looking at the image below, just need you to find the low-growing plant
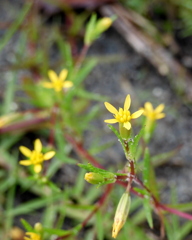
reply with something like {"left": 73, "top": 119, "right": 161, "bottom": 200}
{"left": 1, "top": 3, "right": 192, "bottom": 240}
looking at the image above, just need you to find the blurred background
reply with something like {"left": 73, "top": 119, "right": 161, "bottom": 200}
{"left": 1, "top": 0, "right": 192, "bottom": 239}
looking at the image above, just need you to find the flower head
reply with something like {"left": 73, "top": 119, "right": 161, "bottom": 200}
{"left": 42, "top": 69, "right": 73, "bottom": 92}
{"left": 141, "top": 102, "right": 165, "bottom": 120}
{"left": 104, "top": 95, "right": 143, "bottom": 130}
{"left": 24, "top": 232, "right": 41, "bottom": 240}
{"left": 19, "top": 139, "right": 55, "bottom": 173}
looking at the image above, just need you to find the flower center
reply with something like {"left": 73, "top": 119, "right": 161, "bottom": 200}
{"left": 115, "top": 108, "right": 131, "bottom": 123}
{"left": 146, "top": 112, "right": 156, "bottom": 120}
{"left": 30, "top": 151, "right": 44, "bottom": 164}
{"left": 53, "top": 81, "right": 63, "bottom": 91}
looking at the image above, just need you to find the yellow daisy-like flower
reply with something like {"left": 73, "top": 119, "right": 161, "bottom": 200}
{"left": 42, "top": 69, "right": 73, "bottom": 92}
{"left": 104, "top": 95, "right": 143, "bottom": 130}
{"left": 19, "top": 139, "right": 55, "bottom": 173}
{"left": 141, "top": 102, "right": 165, "bottom": 120}
{"left": 24, "top": 232, "right": 41, "bottom": 240}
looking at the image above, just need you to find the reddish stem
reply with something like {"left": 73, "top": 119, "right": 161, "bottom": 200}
{"left": 0, "top": 117, "right": 49, "bottom": 134}
{"left": 75, "top": 44, "right": 89, "bottom": 69}
{"left": 65, "top": 134, "right": 103, "bottom": 168}
{"left": 66, "top": 134, "right": 192, "bottom": 221}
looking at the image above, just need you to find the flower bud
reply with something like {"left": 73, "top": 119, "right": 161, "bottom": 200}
{"left": 85, "top": 172, "right": 116, "bottom": 186}
{"left": 34, "top": 222, "right": 43, "bottom": 232}
{"left": 85, "top": 172, "right": 105, "bottom": 185}
{"left": 95, "top": 17, "right": 112, "bottom": 33}
{"left": 112, "top": 193, "right": 131, "bottom": 238}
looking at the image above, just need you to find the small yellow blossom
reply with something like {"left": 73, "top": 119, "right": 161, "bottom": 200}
{"left": 141, "top": 102, "right": 165, "bottom": 120}
{"left": 24, "top": 232, "right": 41, "bottom": 240}
{"left": 104, "top": 95, "right": 143, "bottom": 130}
{"left": 42, "top": 69, "right": 73, "bottom": 92}
{"left": 112, "top": 193, "right": 131, "bottom": 238}
{"left": 19, "top": 139, "right": 55, "bottom": 173}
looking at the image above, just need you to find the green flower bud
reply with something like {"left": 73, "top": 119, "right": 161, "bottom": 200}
{"left": 85, "top": 172, "right": 116, "bottom": 186}
{"left": 112, "top": 193, "right": 131, "bottom": 238}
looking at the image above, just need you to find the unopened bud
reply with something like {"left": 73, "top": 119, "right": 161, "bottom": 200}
{"left": 95, "top": 17, "right": 112, "bottom": 32}
{"left": 112, "top": 193, "right": 131, "bottom": 238}
{"left": 85, "top": 172, "right": 104, "bottom": 185}
{"left": 85, "top": 172, "right": 116, "bottom": 186}
{"left": 34, "top": 222, "right": 43, "bottom": 232}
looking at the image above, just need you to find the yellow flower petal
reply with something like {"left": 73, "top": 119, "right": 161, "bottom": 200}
{"left": 34, "top": 164, "right": 42, "bottom": 173}
{"left": 19, "top": 160, "right": 32, "bottom": 166}
{"left": 25, "top": 232, "right": 41, "bottom": 240}
{"left": 155, "top": 113, "right": 165, "bottom": 119}
{"left": 48, "top": 70, "right": 58, "bottom": 83}
{"left": 104, "top": 119, "right": 119, "bottom": 123}
{"left": 42, "top": 82, "right": 53, "bottom": 89}
{"left": 34, "top": 139, "right": 42, "bottom": 153}
{"left": 59, "top": 69, "right": 68, "bottom": 81}
{"left": 104, "top": 102, "right": 118, "bottom": 114}
{"left": 63, "top": 81, "right": 73, "bottom": 88}
{"left": 43, "top": 151, "right": 55, "bottom": 160}
{"left": 131, "top": 109, "right": 144, "bottom": 119}
{"left": 124, "top": 95, "right": 131, "bottom": 111}
{"left": 155, "top": 104, "right": 165, "bottom": 114}
{"left": 123, "top": 122, "right": 131, "bottom": 130}
{"left": 19, "top": 146, "right": 32, "bottom": 157}
{"left": 144, "top": 102, "right": 153, "bottom": 112}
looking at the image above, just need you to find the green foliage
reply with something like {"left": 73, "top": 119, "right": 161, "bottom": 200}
{"left": 1, "top": 3, "right": 192, "bottom": 240}
{"left": 143, "top": 149, "right": 153, "bottom": 229}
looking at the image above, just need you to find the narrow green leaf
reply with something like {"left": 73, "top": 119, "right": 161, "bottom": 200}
{"left": 96, "top": 211, "right": 104, "bottom": 240}
{"left": 6, "top": 193, "right": 64, "bottom": 217}
{"left": 64, "top": 58, "right": 97, "bottom": 108}
{"left": 76, "top": 89, "right": 106, "bottom": 101}
{"left": 43, "top": 228, "right": 71, "bottom": 236}
{"left": 129, "top": 126, "right": 145, "bottom": 160}
{"left": 0, "top": 3, "right": 32, "bottom": 52}
{"left": 2, "top": 73, "right": 17, "bottom": 115}
{"left": 143, "top": 195, "right": 153, "bottom": 229}
{"left": 107, "top": 124, "right": 128, "bottom": 159}
{"left": 143, "top": 148, "right": 150, "bottom": 188}
{"left": 56, "top": 32, "right": 73, "bottom": 70}
{"left": 143, "top": 148, "right": 153, "bottom": 228}
{"left": 20, "top": 219, "right": 34, "bottom": 232}
{"left": 177, "top": 220, "right": 192, "bottom": 240}
{"left": 84, "top": 14, "right": 97, "bottom": 45}
{"left": 73, "top": 169, "right": 86, "bottom": 197}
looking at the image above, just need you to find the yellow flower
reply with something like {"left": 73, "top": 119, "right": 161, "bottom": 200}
{"left": 141, "top": 102, "right": 165, "bottom": 120}
{"left": 112, "top": 193, "right": 131, "bottom": 238}
{"left": 19, "top": 139, "right": 55, "bottom": 173}
{"left": 42, "top": 69, "right": 73, "bottom": 92}
{"left": 104, "top": 95, "right": 143, "bottom": 130}
{"left": 24, "top": 232, "right": 41, "bottom": 240}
